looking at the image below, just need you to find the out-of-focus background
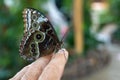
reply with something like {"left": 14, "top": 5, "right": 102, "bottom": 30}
{"left": 0, "top": 0, "right": 120, "bottom": 80}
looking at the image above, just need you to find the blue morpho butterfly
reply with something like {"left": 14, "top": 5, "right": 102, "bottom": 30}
{"left": 19, "top": 8, "right": 68, "bottom": 61}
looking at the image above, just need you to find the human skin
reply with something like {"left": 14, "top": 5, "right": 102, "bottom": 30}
{"left": 9, "top": 48, "right": 68, "bottom": 80}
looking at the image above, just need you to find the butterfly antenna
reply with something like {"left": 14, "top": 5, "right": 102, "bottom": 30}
{"left": 60, "top": 27, "right": 70, "bottom": 60}
{"left": 60, "top": 28, "right": 69, "bottom": 49}
{"left": 61, "top": 27, "right": 70, "bottom": 43}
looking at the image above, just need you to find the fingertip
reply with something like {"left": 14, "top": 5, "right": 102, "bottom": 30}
{"left": 56, "top": 48, "right": 69, "bottom": 60}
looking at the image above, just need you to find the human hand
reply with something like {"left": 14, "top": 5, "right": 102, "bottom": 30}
{"left": 9, "top": 48, "right": 68, "bottom": 80}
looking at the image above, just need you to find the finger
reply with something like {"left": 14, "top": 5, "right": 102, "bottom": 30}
{"left": 9, "top": 65, "right": 30, "bottom": 80}
{"left": 38, "top": 48, "right": 68, "bottom": 80}
{"left": 21, "top": 54, "right": 52, "bottom": 80}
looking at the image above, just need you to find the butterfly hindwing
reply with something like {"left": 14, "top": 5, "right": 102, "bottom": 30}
{"left": 20, "top": 8, "right": 61, "bottom": 60}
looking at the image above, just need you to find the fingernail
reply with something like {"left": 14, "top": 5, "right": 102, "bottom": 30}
{"left": 58, "top": 48, "right": 68, "bottom": 60}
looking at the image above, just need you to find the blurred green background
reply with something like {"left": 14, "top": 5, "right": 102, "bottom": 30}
{"left": 0, "top": 0, "right": 120, "bottom": 80}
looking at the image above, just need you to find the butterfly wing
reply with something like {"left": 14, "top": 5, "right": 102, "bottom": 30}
{"left": 19, "top": 8, "right": 61, "bottom": 60}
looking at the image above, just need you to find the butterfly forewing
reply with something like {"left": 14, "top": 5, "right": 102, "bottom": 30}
{"left": 19, "top": 8, "right": 61, "bottom": 61}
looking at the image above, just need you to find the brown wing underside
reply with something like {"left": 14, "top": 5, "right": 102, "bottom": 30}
{"left": 20, "top": 8, "right": 61, "bottom": 60}
{"left": 21, "top": 21, "right": 60, "bottom": 60}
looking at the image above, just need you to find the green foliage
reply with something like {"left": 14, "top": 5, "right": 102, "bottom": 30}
{"left": 0, "top": 12, "right": 24, "bottom": 80}
{"left": 109, "top": 0, "right": 120, "bottom": 24}
{"left": 112, "top": 27, "right": 120, "bottom": 41}
{"left": 109, "top": 0, "right": 120, "bottom": 41}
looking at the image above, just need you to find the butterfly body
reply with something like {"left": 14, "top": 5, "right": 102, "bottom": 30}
{"left": 19, "top": 8, "right": 62, "bottom": 61}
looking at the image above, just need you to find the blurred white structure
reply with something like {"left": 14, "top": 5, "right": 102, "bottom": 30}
{"left": 42, "top": 0, "right": 69, "bottom": 38}
{"left": 91, "top": 2, "right": 108, "bottom": 34}
{"left": 95, "top": 24, "right": 117, "bottom": 44}
{"left": 91, "top": 2, "right": 117, "bottom": 44}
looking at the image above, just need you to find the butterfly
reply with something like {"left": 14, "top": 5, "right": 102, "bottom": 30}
{"left": 19, "top": 8, "right": 63, "bottom": 61}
